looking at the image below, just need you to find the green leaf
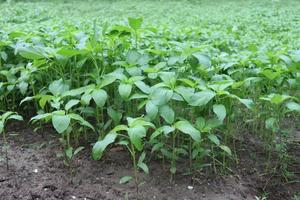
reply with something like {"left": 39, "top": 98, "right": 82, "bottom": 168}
{"left": 208, "top": 134, "right": 220, "bottom": 146}
{"left": 39, "top": 95, "right": 52, "bottom": 109}
{"left": 189, "top": 90, "right": 215, "bottom": 107}
{"left": 49, "top": 79, "right": 69, "bottom": 96}
{"left": 213, "top": 104, "right": 226, "bottom": 122}
{"left": 68, "top": 113, "right": 94, "bottom": 131}
{"left": 18, "top": 46, "right": 46, "bottom": 60}
{"left": 137, "top": 162, "right": 149, "bottom": 174}
{"left": 195, "top": 117, "right": 205, "bottom": 131}
{"left": 150, "top": 88, "right": 173, "bottom": 106}
{"left": 57, "top": 48, "right": 89, "bottom": 56}
{"left": 30, "top": 113, "right": 52, "bottom": 122}
{"left": 146, "top": 101, "right": 158, "bottom": 120}
{"left": 7, "top": 114, "right": 23, "bottom": 121}
{"left": 220, "top": 145, "right": 232, "bottom": 155}
{"left": 18, "top": 81, "right": 28, "bottom": 95}
{"left": 111, "top": 124, "right": 128, "bottom": 132}
{"left": 174, "top": 121, "right": 201, "bottom": 142}
{"left": 118, "top": 83, "right": 132, "bottom": 99}
{"left": 159, "top": 105, "right": 175, "bottom": 124}
{"left": 150, "top": 129, "right": 162, "bottom": 141}
{"left": 107, "top": 107, "right": 122, "bottom": 124}
{"left": 270, "top": 94, "right": 290, "bottom": 105}
{"left": 119, "top": 176, "right": 132, "bottom": 184}
{"left": 92, "top": 132, "right": 117, "bottom": 160}
{"left": 0, "top": 121, "right": 4, "bottom": 134}
{"left": 137, "top": 152, "right": 149, "bottom": 173}
{"left": 192, "top": 53, "right": 211, "bottom": 67}
{"left": 128, "top": 125, "right": 146, "bottom": 151}
{"left": 265, "top": 117, "right": 276, "bottom": 130}
{"left": 74, "top": 146, "right": 85, "bottom": 156}
{"left": 138, "top": 152, "right": 146, "bottom": 163}
{"left": 286, "top": 102, "right": 300, "bottom": 112}
{"left": 238, "top": 98, "right": 254, "bottom": 109}
{"left": 204, "top": 118, "right": 222, "bottom": 131}
{"left": 52, "top": 114, "right": 71, "bottom": 134}
{"left": 81, "top": 93, "right": 92, "bottom": 105}
{"left": 92, "top": 89, "right": 107, "bottom": 107}
{"left": 66, "top": 147, "right": 73, "bottom": 160}
{"left": 261, "top": 69, "right": 281, "bottom": 80}
{"left": 128, "top": 17, "right": 143, "bottom": 31}
{"left": 65, "top": 99, "right": 80, "bottom": 111}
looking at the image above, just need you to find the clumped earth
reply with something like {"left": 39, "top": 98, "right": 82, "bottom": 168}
{"left": 0, "top": 122, "right": 299, "bottom": 200}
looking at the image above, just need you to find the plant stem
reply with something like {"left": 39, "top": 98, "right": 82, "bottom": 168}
{"left": 130, "top": 143, "right": 139, "bottom": 196}
{"left": 2, "top": 130, "right": 9, "bottom": 170}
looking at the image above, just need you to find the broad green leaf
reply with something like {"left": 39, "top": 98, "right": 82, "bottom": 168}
{"left": 238, "top": 98, "right": 254, "bottom": 109}
{"left": 159, "top": 105, "right": 175, "bottom": 124}
{"left": 62, "top": 86, "right": 90, "bottom": 97}
{"left": 161, "top": 125, "right": 175, "bottom": 135}
{"left": 204, "top": 118, "right": 222, "bottom": 131}
{"left": 57, "top": 48, "right": 89, "bottom": 56}
{"left": 81, "top": 93, "right": 92, "bottom": 105}
{"left": 52, "top": 114, "right": 70, "bottom": 134}
{"left": 92, "top": 89, "right": 107, "bottom": 107}
{"left": 30, "top": 113, "right": 52, "bottom": 122}
{"left": 92, "top": 132, "right": 117, "bottom": 160}
{"left": 134, "top": 80, "right": 151, "bottom": 94}
{"left": 107, "top": 107, "right": 122, "bottom": 124}
{"left": 195, "top": 117, "right": 205, "bottom": 130}
{"left": 18, "top": 46, "right": 46, "bottom": 60}
{"left": 49, "top": 79, "right": 70, "bottom": 96}
{"left": 39, "top": 95, "right": 52, "bottom": 109}
{"left": 151, "top": 88, "right": 173, "bottom": 106}
{"left": 128, "top": 17, "right": 143, "bottom": 31}
{"left": 208, "top": 134, "right": 220, "bottom": 146}
{"left": 270, "top": 94, "right": 290, "bottom": 104}
{"left": 174, "top": 121, "right": 201, "bottom": 142}
{"left": 65, "top": 99, "right": 80, "bottom": 110}
{"left": 189, "top": 90, "right": 215, "bottom": 107}
{"left": 111, "top": 124, "right": 128, "bottom": 132}
{"left": 146, "top": 101, "right": 158, "bottom": 120}
{"left": 18, "top": 81, "right": 28, "bottom": 95}
{"left": 68, "top": 113, "right": 94, "bottom": 131}
{"left": 220, "top": 145, "right": 232, "bottom": 155}
{"left": 118, "top": 83, "right": 132, "bottom": 99}
{"left": 128, "top": 125, "right": 146, "bottom": 151}
{"left": 150, "top": 129, "right": 162, "bottom": 141}
{"left": 98, "top": 75, "right": 117, "bottom": 88}
{"left": 261, "top": 69, "right": 281, "bottom": 80}
{"left": 192, "top": 53, "right": 211, "bottom": 67}
{"left": 213, "top": 104, "right": 226, "bottom": 122}
{"left": 286, "top": 102, "right": 300, "bottom": 112}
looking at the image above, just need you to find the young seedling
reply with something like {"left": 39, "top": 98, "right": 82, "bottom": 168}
{"left": 0, "top": 111, "right": 23, "bottom": 170}
{"left": 93, "top": 117, "right": 154, "bottom": 197}
{"left": 30, "top": 110, "right": 94, "bottom": 178}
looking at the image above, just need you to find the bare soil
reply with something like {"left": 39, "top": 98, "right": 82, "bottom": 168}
{"left": 0, "top": 122, "right": 299, "bottom": 200}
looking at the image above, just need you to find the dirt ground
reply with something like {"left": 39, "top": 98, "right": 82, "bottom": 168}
{"left": 0, "top": 122, "right": 299, "bottom": 200}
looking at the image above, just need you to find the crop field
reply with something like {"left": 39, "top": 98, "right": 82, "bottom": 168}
{"left": 0, "top": 0, "right": 300, "bottom": 199}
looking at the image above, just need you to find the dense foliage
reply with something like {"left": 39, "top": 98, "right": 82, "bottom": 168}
{"left": 0, "top": 0, "right": 299, "bottom": 193}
